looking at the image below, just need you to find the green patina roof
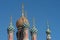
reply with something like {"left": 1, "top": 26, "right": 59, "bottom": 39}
{"left": 8, "top": 22, "right": 14, "bottom": 31}
{"left": 30, "top": 25, "right": 38, "bottom": 33}
{"left": 23, "top": 23, "right": 29, "bottom": 28}
{"left": 7, "top": 17, "right": 15, "bottom": 32}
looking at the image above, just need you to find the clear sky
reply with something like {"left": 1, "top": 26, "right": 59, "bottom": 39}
{"left": 0, "top": 0, "right": 60, "bottom": 40}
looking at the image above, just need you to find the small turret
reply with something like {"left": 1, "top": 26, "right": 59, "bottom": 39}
{"left": 46, "top": 27, "right": 51, "bottom": 34}
{"left": 7, "top": 16, "right": 15, "bottom": 40}
{"left": 46, "top": 21, "right": 51, "bottom": 40}
{"left": 30, "top": 18, "right": 38, "bottom": 40}
{"left": 30, "top": 25, "right": 38, "bottom": 34}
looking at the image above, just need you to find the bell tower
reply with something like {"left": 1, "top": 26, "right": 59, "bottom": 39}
{"left": 7, "top": 16, "right": 15, "bottom": 40}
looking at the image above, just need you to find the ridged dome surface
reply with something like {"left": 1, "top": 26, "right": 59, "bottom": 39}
{"left": 16, "top": 16, "right": 29, "bottom": 28}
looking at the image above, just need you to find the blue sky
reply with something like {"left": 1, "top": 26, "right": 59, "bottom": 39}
{"left": 0, "top": 0, "right": 60, "bottom": 40}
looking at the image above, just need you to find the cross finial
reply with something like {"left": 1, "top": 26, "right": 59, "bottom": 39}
{"left": 10, "top": 16, "right": 12, "bottom": 24}
{"left": 32, "top": 17, "right": 35, "bottom": 26}
{"left": 22, "top": 3, "right": 24, "bottom": 16}
{"left": 25, "top": 11, "right": 27, "bottom": 18}
{"left": 47, "top": 21, "right": 49, "bottom": 28}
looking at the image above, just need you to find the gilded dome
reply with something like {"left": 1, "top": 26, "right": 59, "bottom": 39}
{"left": 16, "top": 16, "right": 29, "bottom": 28}
{"left": 16, "top": 3, "right": 29, "bottom": 28}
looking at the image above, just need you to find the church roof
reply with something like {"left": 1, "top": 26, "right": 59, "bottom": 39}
{"left": 7, "top": 16, "right": 15, "bottom": 32}
{"left": 30, "top": 25, "right": 38, "bottom": 33}
{"left": 16, "top": 3, "right": 29, "bottom": 28}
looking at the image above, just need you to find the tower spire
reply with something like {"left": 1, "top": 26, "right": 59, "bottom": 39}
{"left": 33, "top": 18, "right": 35, "bottom": 26}
{"left": 25, "top": 11, "right": 27, "bottom": 18}
{"left": 47, "top": 21, "right": 49, "bottom": 28}
{"left": 46, "top": 21, "right": 51, "bottom": 40}
{"left": 10, "top": 16, "right": 12, "bottom": 25}
{"left": 8, "top": 16, "right": 14, "bottom": 32}
{"left": 7, "top": 16, "right": 15, "bottom": 40}
{"left": 30, "top": 18, "right": 38, "bottom": 40}
{"left": 31, "top": 18, "right": 37, "bottom": 33}
{"left": 22, "top": 3, "right": 24, "bottom": 17}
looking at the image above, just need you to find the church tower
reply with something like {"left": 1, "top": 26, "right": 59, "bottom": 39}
{"left": 7, "top": 16, "right": 15, "bottom": 40}
{"left": 30, "top": 18, "right": 38, "bottom": 40}
{"left": 46, "top": 22, "right": 51, "bottom": 40}
{"left": 16, "top": 3, "right": 29, "bottom": 40}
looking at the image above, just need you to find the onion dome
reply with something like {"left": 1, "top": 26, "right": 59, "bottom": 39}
{"left": 46, "top": 21, "right": 51, "bottom": 40}
{"left": 30, "top": 25, "right": 38, "bottom": 33}
{"left": 16, "top": 3, "right": 29, "bottom": 28}
{"left": 47, "top": 34, "right": 51, "bottom": 40}
{"left": 30, "top": 18, "right": 38, "bottom": 34}
{"left": 16, "top": 16, "right": 29, "bottom": 28}
{"left": 46, "top": 28, "right": 51, "bottom": 34}
{"left": 7, "top": 16, "right": 15, "bottom": 33}
{"left": 46, "top": 28, "right": 51, "bottom": 40}
{"left": 46, "top": 21, "right": 51, "bottom": 34}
